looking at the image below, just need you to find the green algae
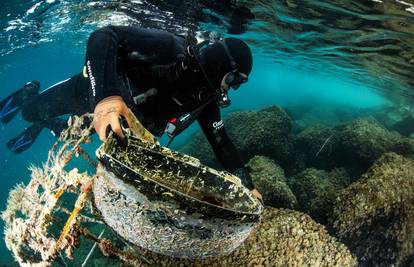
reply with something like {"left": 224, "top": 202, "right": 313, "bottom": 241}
{"left": 246, "top": 156, "right": 297, "bottom": 209}
{"left": 288, "top": 168, "right": 350, "bottom": 225}
{"left": 332, "top": 152, "right": 414, "bottom": 266}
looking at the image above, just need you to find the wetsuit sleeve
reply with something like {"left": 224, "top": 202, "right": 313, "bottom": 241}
{"left": 197, "top": 102, "right": 255, "bottom": 190}
{"left": 84, "top": 26, "right": 184, "bottom": 109}
{"left": 85, "top": 26, "right": 122, "bottom": 109}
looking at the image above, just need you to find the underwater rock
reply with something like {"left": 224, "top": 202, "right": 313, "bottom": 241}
{"left": 334, "top": 118, "right": 402, "bottom": 171}
{"left": 246, "top": 156, "right": 297, "bottom": 209}
{"left": 332, "top": 152, "right": 414, "bottom": 266}
{"left": 133, "top": 208, "right": 357, "bottom": 266}
{"left": 288, "top": 168, "right": 350, "bottom": 224}
{"left": 293, "top": 118, "right": 414, "bottom": 177}
{"left": 180, "top": 105, "right": 295, "bottom": 170}
{"left": 392, "top": 137, "right": 414, "bottom": 156}
{"left": 295, "top": 124, "right": 339, "bottom": 169}
{"left": 391, "top": 114, "right": 414, "bottom": 137}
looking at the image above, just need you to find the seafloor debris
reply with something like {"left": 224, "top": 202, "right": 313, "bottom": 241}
{"left": 1, "top": 115, "right": 145, "bottom": 266}
{"left": 94, "top": 133, "right": 263, "bottom": 258}
{"left": 1, "top": 114, "right": 97, "bottom": 266}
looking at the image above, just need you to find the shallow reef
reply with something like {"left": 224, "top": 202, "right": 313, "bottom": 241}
{"left": 131, "top": 208, "right": 356, "bottom": 267}
{"left": 335, "top": 118, "right": 399, "bottom": 166}
{"left": 293, "top": 117, "right": 414, "bottom": 178}
{"left": 246, "top": 155, "right": 297, "bottom": 209}
{"left": 295, "top": 124, "right": 338, "bottom": 170}
{"left": 288, "top": 168, "right": 350, "bottom": 225}
{"left": 178, "top": 103, "right": 414, "bottom": 266}
{"left": 6, "top": 103, "right": 414, "bottom": 266}
{"left": 181, "top": 106, "right": 414, "bottom": 178}
{"left": 180, "top": 105, "right": 295, "bottom": 171}
{"left": 333, "top": 118, "right": 414, "bottom": 173}
{"left": 332, "top": 152, "right": 414, "bottom": 266}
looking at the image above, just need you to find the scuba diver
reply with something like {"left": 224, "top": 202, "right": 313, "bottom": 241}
{"left": 0, "top": 26, "right": 262, "bottom": 199}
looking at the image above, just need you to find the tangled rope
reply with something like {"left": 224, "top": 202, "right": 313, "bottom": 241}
{"left": 1, "top": 114, "right": 148, "bottom": 266}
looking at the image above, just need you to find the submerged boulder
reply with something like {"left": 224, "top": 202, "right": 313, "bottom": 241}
{"left": 332, "top": 152, "right": 414, "bottom": 266}
{"left": 335, "top": 118, "right": 397, "bottom": 165}
{"left": 393, "top": 137, "right": 414, "bottom": 156}
{"left": 134, "top": 208, "right": 357, "bottom": 266}
{"left": 180, "top": 106, "right": 295, "bottom": 170}
{"left": 293, "top": 118, "right": 414, "bottom": 176}
{"left": 295, "top": 124, "right": 338, "bottom": 169}
{"left": 246, "top": 156, "right": 297, "bottom": 208}
{"left": 288, "top": 168, "right": 350, "bottom": 224}
{"left": 333, "top": 118, "right": 414, "bottom": 173}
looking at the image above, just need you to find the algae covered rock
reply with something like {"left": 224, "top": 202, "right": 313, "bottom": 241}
{"left": 335, "top": 118, "right": 397, "bottom": 164}
{"left": 134, "top": 208, "right": 356, "bottom": 267}
{"left": 180, "top": 106, "right": 295, "bottom": 170}
{"left": 246, "top": 156, "right": 297, "bottom": 208}
{"left": 288, "top": 168, "right": 350, "bottom": 224}
{"left": 295, "top": 124, "right": 338, "bottom": 169}
{"left": 332, "top": 152, "right": 414, "bottom": 266}
{"left": 392, "top": 137, "right": 414, "bottom": 156}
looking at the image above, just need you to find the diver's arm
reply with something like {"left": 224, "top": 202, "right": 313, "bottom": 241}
{"left": 197, "top": 102, "right": 255, "bottom": 190}
{"left": 86, "top": 26, "right": 185, "bottom": 140}
{"left": 85, "top": 26, "right": 123, "bottom": 110}
{"left": 85, "top": 25, "right": 183, "bottom": 109}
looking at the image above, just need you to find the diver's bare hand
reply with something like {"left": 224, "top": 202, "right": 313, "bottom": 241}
{"left": 93, "top": 96, "right": 135, "bottom": 141}
{"left": 251, "top": 188, "right": 263, "bottom": 203}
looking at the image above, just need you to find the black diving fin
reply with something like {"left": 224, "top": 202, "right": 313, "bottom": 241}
{"left": 6, "top": 118, "right": 68, "bottom": 153}
{"left": 0, "top": 81, "right": 40, "bottom": 124}
{"left": 6, "top": 123, "right": 43, "bottom": 153}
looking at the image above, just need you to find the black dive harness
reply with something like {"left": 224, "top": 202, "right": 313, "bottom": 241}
{"left": 162, "top": 40, "right": 229, "bottom": 147}
{"left": 122, "top": 37, "right": 242, "bottom": 147}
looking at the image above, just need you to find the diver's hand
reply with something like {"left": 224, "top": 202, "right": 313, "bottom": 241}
{"left": 251, "top": 188, "right": 263, "bottom": 203}
{"left": 93, "top": 96, "right": 135, "bottom": 141}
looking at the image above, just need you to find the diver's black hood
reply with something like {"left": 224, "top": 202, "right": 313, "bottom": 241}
{"left": 198, "top": 38, "right": 253, "bottom": 90}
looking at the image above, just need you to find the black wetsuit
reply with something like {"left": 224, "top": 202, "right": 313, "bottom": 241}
{"left": 21, "top": 26, "right": 255, "bottom": 189}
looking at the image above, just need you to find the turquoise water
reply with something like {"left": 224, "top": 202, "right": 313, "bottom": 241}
{"left": 0, "top": 0, "right": 413, "bottom": 265}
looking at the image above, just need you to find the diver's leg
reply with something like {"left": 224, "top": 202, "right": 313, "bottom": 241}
{"left": 21, "top": 73, "right": 89, "bottom": 122}
{"left": 7, "top": 74, "right": 90, "bottom": 153}
{"left": 0, "top": 81, "right": 40, "bottom": 124}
